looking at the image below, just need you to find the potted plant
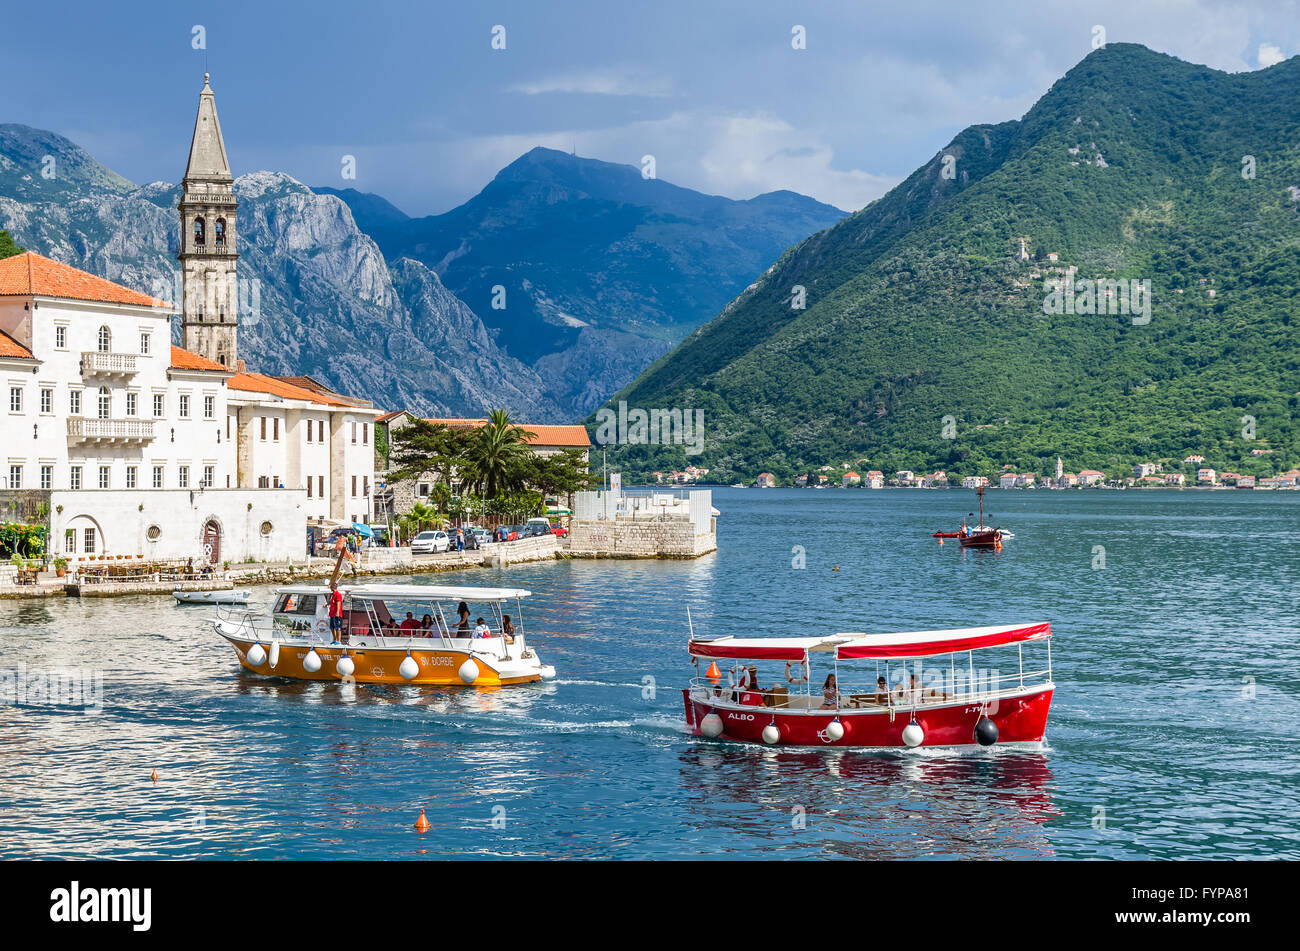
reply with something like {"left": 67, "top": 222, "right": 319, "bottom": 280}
{"left": 54, "top": 557, "right": 68, "bottom": 578}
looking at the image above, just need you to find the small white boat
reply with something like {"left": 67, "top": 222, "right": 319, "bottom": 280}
{"left": 175, "top": 589, "right": 250, "bottom": 606}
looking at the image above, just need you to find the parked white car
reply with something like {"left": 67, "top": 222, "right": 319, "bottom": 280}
{"left": 411, "top": 530, "right": 450, "bottom": 554}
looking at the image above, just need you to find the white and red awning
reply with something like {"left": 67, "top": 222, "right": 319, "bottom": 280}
{"left": 688, "top": 623, "right": 1052, "bottom": 662}
{"left": 687, "top": 635, "right": 852, "bottom": 661}
{"left": 834, "top": 622, "right": 1052, "bottom": 660}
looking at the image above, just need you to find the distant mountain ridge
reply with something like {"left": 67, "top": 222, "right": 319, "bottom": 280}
{"left": 0, "top": 124, "right": 562, "bottom": 419}
{"left": 601, "top": 44, "right": 1300, "bottom": 482}
{"left": 322, "top": 147, "right": 846, "bottom": 416}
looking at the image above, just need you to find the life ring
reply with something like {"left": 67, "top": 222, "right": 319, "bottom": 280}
{"left": 315, "top": 619, "right": 329, "bottom": 634}
{"left": 786, "top": 659, "right": 809, "bottom": 684}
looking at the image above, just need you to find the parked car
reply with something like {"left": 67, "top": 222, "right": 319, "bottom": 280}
{"left": 522, "top": 522, "right": 551, "bottom": 538}
{"left": 469, "top": 527, "right": 492, "bottom": 547}
{"left": 550, "top": 523, "right": 569, "bottom": 538}
{"left": 411, "top": 530, "right": 450, "bottom": 554}
{"left": 449, "top": 528, "right": 479, "bottom": 551}
{"left": 499, "top": 525, "right": 522, "bottom": 542}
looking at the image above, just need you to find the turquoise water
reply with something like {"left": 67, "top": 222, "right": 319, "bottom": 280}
{"left": 2, "top": 487, "right": 1297, "bottom": 859}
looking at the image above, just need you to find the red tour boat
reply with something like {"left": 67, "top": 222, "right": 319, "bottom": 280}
{"left": 683, "top": 621, "right": 1055, "bottom": 748}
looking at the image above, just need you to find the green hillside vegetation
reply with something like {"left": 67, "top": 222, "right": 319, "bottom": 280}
{"left": 595, "top": 44, "right": 1300, "bottom": 484}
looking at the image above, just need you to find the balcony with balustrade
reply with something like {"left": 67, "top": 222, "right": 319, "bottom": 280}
{"left": 67, "top": 417, "right": 155, "bottom": 446}
{"left": 80, "top": 351, "right": 138, "bottom": 377}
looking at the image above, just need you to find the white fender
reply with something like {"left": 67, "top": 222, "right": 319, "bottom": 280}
{"left": 269, "top": 638, "right": 281, "bottom": 670}
{"left": 245, "top": 641, "right": 267, "bottom": 667}
{"left": 700, "top": 712, "right": 724, "bottom": 738}
{"left": 761, "top": 723, "right": 781, "bottom": 745}
{"left": 399, "top": 654, "right": 420, "bottom": 680}
{"left": 902, "top": 721, "right": 924, "bottom": 747}
{"left": 335, "top": 655, "right": 355, "bottom": 678}
{"left": 302, "top": 649, "right": 322, "bottom": 673}
{"left": 824, "top": 718, "right": 845, "bottom": 742}
{"left": 457, "top": 657, "right": 479, "bottom": 684}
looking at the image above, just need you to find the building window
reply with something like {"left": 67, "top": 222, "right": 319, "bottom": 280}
{"left": 178, "top": 466, "right": 189, "bottom": 489}
{"left": 203, "top": 465, "right": 214, "bottom": 488}
{"left": 153, "top": 394, "right": 165, "bottom": 418}
{"left": 194, "top": 216, "right": 205, "bottom": 246}
{"left": 204, "top": 395, "right": 214, "bottom": 419}
{"left": 126, "top": 392, "right": 137, "bottom": 417}
{"left": 55, "top": 326, "right": 67, "bottom": 349}
{"left": 307, "top": 478, "right": 313, "bottom": 498}
{"left": 257, "top": 476, "right": 269, "bottom": 489}
{"left": 126, "top": 466, "right": 137, "bottom": 489}
{"left": 152, "top": 466, "right": 163, "bottom": 489}
{"left": 179, "top": 395, "right": 190, "bottom": 418}
{"left": 363, "top": 423, "right": 369, "bottom": 445}
{"left": 318, "top": 475, "right": 324, "bottom": 498}
{"left": 83, "top": 528, "right": 96, "bottom": 554}
{"left": 64, "top": 529, "right": 74, "bottom": 554}
{"left": 272, "top": 417, "right": 280, "bottom": 441}
{"left": 260, "top": 417, "right": 267, "bottom": 440}
{"left": 140, "top": 333, "right": 150, "bottom": 355}
{"left": 40, "top": 389, "right": 52, "bottom": 414}
{"left": 97, "top": 326, "right": 111, "bottom": 353}
{"left": 98, "top": 466, "right": 110, "bottom": 489}
{"left": 351, "top": 422, "right": 357, "bottom": 444}
{"left": 98, "top": 386, "right": 111, "bottom": 419}
{"left": 9, "top": 387, "right": 21, "bottom": 413}
{"left": 305, "top": 420, "right": 313, "bottom": 443}
{"left": 351, "top": 475, "right": 357, "bottom": 497}
{"left": 8, "top": 465, "right": 21, "bottom": 489}
{"left": 70, "top": 466, "right": 82, "bottom": 490}
{"left": 417, "top": 482, "right": 430, "bottom": 497}
{"left": 40, "top": 465, "right": 52, "bottom": 490}
{"left": 363, "top": 475, "right": 369, "bottom": 497}
{"left": 215, "top": 218, "right": 226, "bottom": 247}
{"left": 226, "top": 415, "right": 231, "bottom": 440}
{"left": 70, "top": 390, "right": 81, "bottom": 415}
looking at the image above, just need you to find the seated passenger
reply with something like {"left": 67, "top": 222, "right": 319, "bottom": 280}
{"left": 819, "top": 673, "right": 840, "bottom": 710}
{"left": 398, "top": 611, "right": 421, "bottom": 635}
{"left": 473, "top": 617, "right": 491, "bottom": 638}
{"left": 873, "top": 675, "right": 890, "bottom": 705}
{"left": 420, "top": 614, "right": 435, "bottom": 636}
{"left": 501, "top": 615, "right": 516, "bottom": 644}
{"left": 740, "top": 665, "right": 765, "bottom": 705}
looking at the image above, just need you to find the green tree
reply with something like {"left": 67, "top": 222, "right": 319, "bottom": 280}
{"left": 461, "top": 409, "right": 536, "bottom": 497}
{"left": 0, "top": 230, "right": 23, "bottom": 260}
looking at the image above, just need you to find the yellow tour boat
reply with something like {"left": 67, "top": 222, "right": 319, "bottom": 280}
{"left": 212, "top": 583, "right": 557, "bottom": 686}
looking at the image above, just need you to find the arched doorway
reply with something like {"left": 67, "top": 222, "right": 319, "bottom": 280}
{"left": 202, "top": 520, "right": 222, "bottom": 565}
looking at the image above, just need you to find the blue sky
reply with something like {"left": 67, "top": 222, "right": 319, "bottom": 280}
{"left": 3, "top": 0, "right": 1296, "bottom": 214}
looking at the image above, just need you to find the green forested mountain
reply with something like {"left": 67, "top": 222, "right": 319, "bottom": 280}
{"left": 598, "top": 44, "right": 1300, "bottom": 483}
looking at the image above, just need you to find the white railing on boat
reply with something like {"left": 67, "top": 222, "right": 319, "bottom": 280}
{"left": 689, "top": 668, "right": 1053, "bottom": 714}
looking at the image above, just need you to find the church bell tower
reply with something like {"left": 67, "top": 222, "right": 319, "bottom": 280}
{"left": 179, "top": 73, "right": 239, "bottom": 367}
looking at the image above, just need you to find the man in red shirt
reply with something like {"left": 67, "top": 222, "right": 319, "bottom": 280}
{"left": 398, "top": 612, "right": 421, "bottom": 636}
{"left": 328, "top": 583, "right": 345, "bottom": 643}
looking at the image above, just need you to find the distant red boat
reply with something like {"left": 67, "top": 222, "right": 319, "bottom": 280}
{"left": 931, "top": 530, "right": 961, "bottom": 538}
{"left": 935, "top": 485, "right": 1006, "bottom": 549}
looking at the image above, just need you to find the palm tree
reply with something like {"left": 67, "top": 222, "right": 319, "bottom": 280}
{"left": 463, "top": 410, "right": 536, "bottom": 498}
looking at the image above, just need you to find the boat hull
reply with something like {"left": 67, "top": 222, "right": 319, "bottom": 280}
{"left": 222, "top": 634, "right": 549, "bottom": 686}
{"left": 683, "top": 686, "right": 1053, "bottom": 748}
{"left": 958, "top": 531, "right": 1000, "bottom": 549}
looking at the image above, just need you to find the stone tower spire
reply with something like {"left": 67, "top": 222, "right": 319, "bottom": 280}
{"left": 179, "top": 73, "right": 239, "bottom": 367}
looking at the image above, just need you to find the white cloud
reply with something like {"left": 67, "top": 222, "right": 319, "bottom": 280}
{"left": 1258, "top": 43, "right": 1285, "bottom": 67}
{"left": 507, "top": 69, "right": 673, "bottom": 97}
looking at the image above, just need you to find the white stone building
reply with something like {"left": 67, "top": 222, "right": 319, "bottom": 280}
{"left": 0, "top": 76, "right": 379, "bottom": 566}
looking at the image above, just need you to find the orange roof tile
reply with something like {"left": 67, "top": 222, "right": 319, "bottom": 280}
{"left": 169, "top": 345, "right": 227, "bottom": 373}
{"left": 424, "top": 417, "right": 590, "bottom": 448}
{"left": 229, "top": 371, "right": 353, "bottom": 407}
{"left": 0, "top": 252, "right": 164, "bottom": 308}
{"left": 0, "top": 329, "right": 35, "bottom": 360}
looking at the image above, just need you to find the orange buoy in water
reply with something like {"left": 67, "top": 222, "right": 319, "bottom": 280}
{"left": 414, "top": 809, "right": 430, "bottom": 832}
{"left": 705, "top": 661, "right": 721, "bottom": 682}
{"left": 938, "top": 538, "right": 944, "bottom": 545}
{"left": 150, "top": 769, "right": 158, "bottom": 783}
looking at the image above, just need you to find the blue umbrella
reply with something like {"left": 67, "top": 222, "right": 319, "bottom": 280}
{"left": 352, "top": 522, "right": 374, "bottom": 537}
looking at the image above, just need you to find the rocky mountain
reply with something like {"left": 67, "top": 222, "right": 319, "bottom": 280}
{"left": 602, "top": 44, "right": 1300, "bottom": 482}
{"left": 323, "top": 147, "right": 846, "bottom": 416}
{"left": 0, "top": 123, "right": 562, "bottom": 420}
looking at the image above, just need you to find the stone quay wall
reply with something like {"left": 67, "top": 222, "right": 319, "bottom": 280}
{"left": 565, "top": 518, "right": 716, "bottom": 559}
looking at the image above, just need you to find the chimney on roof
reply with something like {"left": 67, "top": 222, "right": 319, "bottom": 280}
{"left": 236, "top": 359, "right": 246, "bottom": 373}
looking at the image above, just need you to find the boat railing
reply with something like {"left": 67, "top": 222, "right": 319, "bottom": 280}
{"left": 689, "top": 667, "right": 1052, "bottom": 712}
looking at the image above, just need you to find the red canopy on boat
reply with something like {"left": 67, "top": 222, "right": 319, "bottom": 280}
{"left": 834, "top": 622, "right": 1052, "bottom": 660}
{"left": 687, "top": 635, "right": 850, "bottom": 661}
